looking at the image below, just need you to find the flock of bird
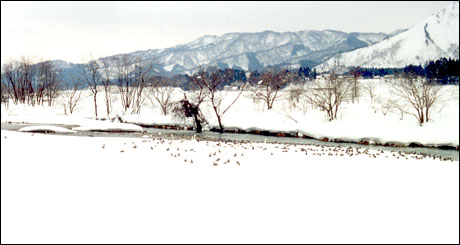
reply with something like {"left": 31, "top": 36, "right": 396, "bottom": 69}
{"left": 95, "top": 133, "right": 456, "bottom": 166}
{"left": 1, "top": 131, "right": 455, "bottom": 164}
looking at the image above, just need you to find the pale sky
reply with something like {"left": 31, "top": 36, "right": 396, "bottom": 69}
{"left": 1, "top": 1, "right": 453, "bottom": 64}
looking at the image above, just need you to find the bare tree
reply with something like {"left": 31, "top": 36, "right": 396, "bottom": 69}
{"left": 1, "top": 81, "right": 9, "bottom": 109}
{"left": 288, "top": 86, "right": 304, "bottom": 111}
{"left": 249, "top": 69, "right": 291, "bottom": 110}
{"left": 62, "top": 79, "right": 84, "bottom": 115}
{"left": 131, "top": 57, "right": 153, "bottom": 114}
{"left": 304, "top": 72, "right": 351, "bottom": 121}
{"left": 5, "top": 57, "right": 37, "bottom": 105}
{"left": 172, "top": 69, "right": 209, "bottom": 133}
{"left": 113, "top": 54, "right": 133, "bottom": 112}
{"left": 372, "top": 96, "right": 397, "bottom": 117}
{"left": 191, "top": 67, "right": 247, "bottom": 133}
{"left": 299, "top": 92, "right": 310, "bottom": 115}
{"left": 35, "top": 61, "right": 47, "bottom": 105}
{"left": 147, "top": 77, "right": 175, "bottom": 115}
{"left": 2, "top": 61, "right": 16, "bottom": 105}
{"left": 41, "top": 60, "right": 60, "bottom": 106}
{"left": 2, "top": 60, "right": 20, "bottom": 105}
{"left": 19, "top": 57, "right": 36, "bottom": 105}
{"left": 362, "top": 81, "right": 378, "bottom": 104}
{"left": 0, "top": 57, "right": 59, "bottom": 106}
{"left": 80, "top": 59, "right": 101, "bottom": 118}
{"left": 349, "top": 67, "right": 361, "bottom": 104}
{"left": 112, "top": 54, "right": 153, "bottom": 114}
{"left": 390, "top": 75, "right": 442, "bottom": 125}
{"left": 101, "top": 59, "right": 113, "bottom": 117}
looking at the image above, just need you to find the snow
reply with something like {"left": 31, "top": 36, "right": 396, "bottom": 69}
{"left": 245, "top": 71, "right": 251, "bottom": 79}
{"left": 428, "top": 1, "right": 459, "bottom": 51}
{"left": 163, "top": 64, "right": 175, "bottom": 72}
{"left": 1, "top": 129, "right": 458, "bottom": 243}
{"left": 18, "top": 125, "right": 76, "bottom": 133}
{"left": 71, "top": 121, "right": 143, "bottom": 132}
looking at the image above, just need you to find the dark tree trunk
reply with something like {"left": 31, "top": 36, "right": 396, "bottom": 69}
{"left": 194, "top": 113, "right": 202, "bottom": 133}
{"left": 94, "top": 95, "right": 98, "bottom": 118}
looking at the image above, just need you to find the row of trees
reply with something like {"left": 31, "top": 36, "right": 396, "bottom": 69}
{"left": 346, "top": 67, "right": 403, "bottom": 78}
{"left": 399, "top": 58, "right": 459, "bottom": 84}
{"left": 388, "top": 74, "right": 442, "bottom": 125}
{"left": 0, "top": 55, "right": 163, "bottom": 118}
{"left": 173, "top": 67, "right": 354, "bottom": 132}
{"left": 1, "top": 56, "right": 452, "bottom": 130}
{"left": 78, "top": 55, "right": 155, "bottom": 117}
{"left": 347, "top": 57, "right": 460, "bottom": 83}
{"left": 173, "top": 67, "right": 308, "bottom": 133}
{"left": 301, "top": 72, "right": 443, "bottom": 125}
{"left": 1, "top": 57, "right": 60, "bottom": 107}
{"left": 297, "top": 66, "right": 318, "bottom": 80}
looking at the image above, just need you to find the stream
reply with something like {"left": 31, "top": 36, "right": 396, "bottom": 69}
{"left": 1, "top": 122, "right": 458, "bottom": 161}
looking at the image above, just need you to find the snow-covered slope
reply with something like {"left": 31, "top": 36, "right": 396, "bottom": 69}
{"left": 317, "top": 1, "right": 459, "bottom": 71}
{"left": 115, "top": 30, "right": 390, "bottom": 74}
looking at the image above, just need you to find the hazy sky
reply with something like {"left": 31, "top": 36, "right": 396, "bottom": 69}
{"left": 1, "top": 1, "right": 453, "bottom": 64}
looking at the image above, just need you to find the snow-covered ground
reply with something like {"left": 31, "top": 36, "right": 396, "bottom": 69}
{"left": 1, "top": 79, "right": 459, "bottom": 147}
{"left": 1, "top": 130, "right": 458, "bottom": 243}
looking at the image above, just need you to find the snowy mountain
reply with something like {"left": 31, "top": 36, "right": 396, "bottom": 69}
{"left": 108, "top": 30, "right": 391, "bottom": 75}
{"left": 317, "top": 1, "right": 459, "bottom": 72}
{"left": 51, "top": 29, "right": 391, "bottom": 83}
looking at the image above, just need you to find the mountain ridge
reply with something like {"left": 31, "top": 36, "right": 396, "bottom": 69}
{"left": 97, "top": 28, "right": 392, "bottom": 75}
{"left": 316, "top": 1, "right": 459, "bottom": 72}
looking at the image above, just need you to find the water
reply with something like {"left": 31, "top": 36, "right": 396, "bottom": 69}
{"left": 2, "top": 122, "right": 458, "bottom": 161}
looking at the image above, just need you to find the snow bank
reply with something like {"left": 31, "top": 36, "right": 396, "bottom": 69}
{"left": 18, "top": 125, "right": 76, "bottom": 133}
{"left": 71, "top": 121, "right": 143, "bottom": 132}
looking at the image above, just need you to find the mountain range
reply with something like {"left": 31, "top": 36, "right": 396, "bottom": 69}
{"left": 123, "top": 30, "right": 391, "bottom": 75}
{"left": 54, "top": 30, "right": 393, "bottom": 80}
{"left": 50, "top": 1, "right": 458, "bottom": 82}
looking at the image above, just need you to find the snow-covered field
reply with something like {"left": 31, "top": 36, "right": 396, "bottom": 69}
{"left": 1, "top": 129, "right": 458, "bottom": 243}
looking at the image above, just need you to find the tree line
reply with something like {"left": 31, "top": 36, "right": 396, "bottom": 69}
{"left": 346, "top": 57, "right": 460, "bottom": 84}
{"left": 1, "top": 57, "right": 60, "bottom": 108}
{"left": 1, "top": 55, "right": 456, "bottom": 131}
